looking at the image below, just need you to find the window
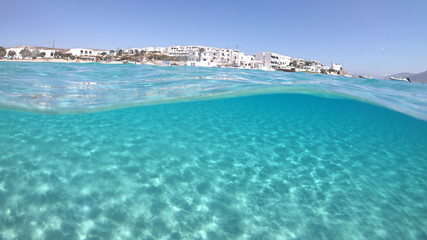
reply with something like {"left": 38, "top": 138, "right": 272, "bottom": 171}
{"left": 85, "top": 51, "right": 88, "bottom": 54}
{"left": 80, "top": 50, "right": 83, "bottom": 53}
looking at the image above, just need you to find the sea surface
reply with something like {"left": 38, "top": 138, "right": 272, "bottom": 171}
{"left": 0, "top": 62, "right": 426, "bottom": 239}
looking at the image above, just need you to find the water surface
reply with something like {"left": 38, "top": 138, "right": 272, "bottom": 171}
{"left": 0, "top": 62, "right": 426, "bottom": 239}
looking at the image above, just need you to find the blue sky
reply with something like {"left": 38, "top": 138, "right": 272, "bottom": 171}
{"left": 1, "top": 0, "right": 426, "bottom": 77}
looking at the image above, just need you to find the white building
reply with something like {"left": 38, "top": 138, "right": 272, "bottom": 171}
{"left": 142, "top": 47, "right": 166, "bottom": 53}
{"left": 167, "top": 45, "right": 203, "bottom": 57}
{"left": 239, "top": 54, "right": 255, "bottom": 68}
{"left": 6, "top": 46, "right": 61, "bottom": 59}
{"left": 186, "top": 61, "right": 219, "bottom": 67}
{"left": 291, "top": 58, "right": 306, "bottom": 67}
{"left": 330, "top": 63, "right": 343, "bottom": 71}
{"left": 301, "top": 60, "right": 323, "bottom": 73}
{"left": 5, "top": 47, "right": 25, "bottom": 59}
{"left": 121, "top": 48, "right": 139, "bottom": 54}
{"left": 255, "top": 52, "right": 291, "bottom": 69}
{"left": 187, "top": 48, "right": 216, "bottom": 62}
{"left": 67, "top": 48, "right": 107, "bottom": 57}
{"left": 39, "top": 49, "right": 57, "bottom": 58}
{"left": 186, "top": 46, "right": 242, "bottom": 66}
{"left": 142, "top": 47, "right": 155, "bottom": 52}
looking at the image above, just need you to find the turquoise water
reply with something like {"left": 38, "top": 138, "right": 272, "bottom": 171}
{"left": 0, "top": 62, "right": 427, "bottom": 239}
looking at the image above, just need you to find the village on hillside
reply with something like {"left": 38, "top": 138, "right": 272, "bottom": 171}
{"left": 0, "top": 45, "right": 350, "bottom": 76}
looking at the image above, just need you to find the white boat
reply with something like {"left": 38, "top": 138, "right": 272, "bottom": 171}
{"left": 390, "top": 76, "right": 410, "bottom": 82}
{"left": 359, "top": 75, "right": 373, "bottom": 79}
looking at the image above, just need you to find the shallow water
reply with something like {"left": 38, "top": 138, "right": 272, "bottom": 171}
{"left": 0, "top": 62, "right": 426, "bottom": 120}
{"left": 0, "top": 63, "right": 427, "bottom": 239}
{"left": 1, "top": 94, "right": 426, "bottom": 239}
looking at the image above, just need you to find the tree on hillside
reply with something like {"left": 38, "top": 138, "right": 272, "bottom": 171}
{"left": 31, "top": 49, "right": 40, "bottom": 59}
{"left": 291, "top": 60, "right": 297, "bottom": 67}
{"left": 116, "top": 48, "right": 122, "bottom": 56}
{"left": 0, "top": 47, "right": 6, "bottom": 58}
{"left": 62, "top": 53, "right": 70, "bottom": 59}
{"left": 54, "top": 51, "right": 62, "bottom": 58}
{"left": 305, "top": 61, "right": 313, "bottom": 66}
{"left": 199, "top": 48, "right": 205, "bottom": 62}
{"left": 100, "top": 52, "right": 107, "bottom": 56}
{"left": 20, "top": 47, "right": 32, "bottom": 59}
{"left": 8, "top": 50, "right": 16, "bottom": 57}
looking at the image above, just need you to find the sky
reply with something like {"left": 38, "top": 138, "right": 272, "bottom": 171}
{"left": 1, "top": 0, "right": 426, "bottom": 77}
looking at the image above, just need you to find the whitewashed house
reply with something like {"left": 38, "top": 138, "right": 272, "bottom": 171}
{"left": 255, "top": 52, "right": 291, "bottom": 69}
{"left": 239, "top": 54, "right": 255, "bottom": 68}
{"left": 142, "top": 47, "right": 156, "bottom": 52}
{"left": 186, "top": 46, "right": 242, "bottom": 66}
{"left": 39, "top": 49, "right": 56, "bottom": 58}
{"left": 291, "top": 58, "right": 306, "bottom": 67}
{"left": 142, "top": 47, "right": 166, "bottom": 53}
{"left": 330, "top": 63, "right": 343, "bottom": 72}
{"left": 186, "top": 61, "right": 219, "bottom": 67}
{"left": 301, "top": 60, "right": 323, "bottom": 73}
{"left": 167, "top": 45, "right": 203, "bottom": 57}
{"left": 6, "top": 47, "right": 24, "bottom": 59}
{"left": 6, "top": 46, "right": 60, "bottom": 59}
{"left": 68, "top": 48, "right": 107, "bottom": 57}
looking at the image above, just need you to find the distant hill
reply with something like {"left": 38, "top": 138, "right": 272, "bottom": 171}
{"left": 385, "top": 71, "right": 427, "bottom": 83}
{"left": 410, "top": 71, "right": 427, "bottom": 83}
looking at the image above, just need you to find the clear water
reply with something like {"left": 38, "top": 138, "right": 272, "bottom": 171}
{"left": 0, "top": 62, "right": 427, "bottom": 239}
{"left": 1, "top": 62, "right": 426, "bottom": 120}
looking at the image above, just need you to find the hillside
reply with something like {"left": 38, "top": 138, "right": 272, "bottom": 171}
{"left": 410, "top": 71, "right": 427, "bottom": 83}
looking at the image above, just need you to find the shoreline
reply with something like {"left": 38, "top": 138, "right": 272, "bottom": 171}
{"left": 0, "top": 59, "right": 124, "bottom": 64}
{"left": 0, "top": 59, "right": 360, "bottom": 77}
{"left": 0, "top": 58, "right": 186, "bottom": 66}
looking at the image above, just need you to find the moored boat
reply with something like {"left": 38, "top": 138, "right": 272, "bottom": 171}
{"left": 390, "top": 76, "right": 410, "bottom": 82}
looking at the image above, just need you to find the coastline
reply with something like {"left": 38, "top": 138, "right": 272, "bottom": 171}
{"left": 0, "top": 59, "right": 361, "bottom": 78}
{"left": 0, "top": 59, "right": 124, "bottom": 64}
{"left": 0, "top": 59, "right": 187, "bottom": 66}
